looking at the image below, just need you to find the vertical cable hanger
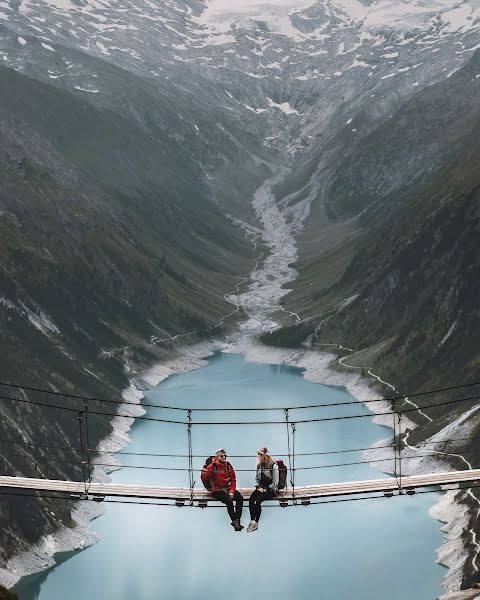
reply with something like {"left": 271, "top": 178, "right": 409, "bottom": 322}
{"left": 291, "top": 422, "right": 297, "bottom": 504}
{"left": 84, "top": 399, "right": 92, "bottom": 486}
{"left": 392, "top": 398, "right": 399, "bottom": 491}
{"left": 284, "top": 409, "right": 292, "bottom": 505}
{"left": 77, "top": 410, "right": 88, "bottom": 496}
{"left": 397, "top": 410, "right": 403, "bottom": 495}
{"left": 187, "top": 410, "right": 195, "bottom": 506}
{"left": 392, "top": 399, "right": 403, "bottom": 495}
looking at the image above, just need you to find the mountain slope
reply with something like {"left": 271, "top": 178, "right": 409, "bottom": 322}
{"left": 0, "top": 0, "right": 479, "bottom": 588}
{"left": 0, "top": 62, "right": 265, "bottom": 562}
{"left": 264, "top": 49, "right": 480, "bottom": 587}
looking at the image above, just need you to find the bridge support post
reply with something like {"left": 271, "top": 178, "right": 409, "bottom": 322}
{"left": 187, "top": 410, "right": 195, "bottom": 507}
{"left": 77, "top": 411, "right": 88, "bottom": 495}
{"left": 392, "top": 400, "right": 403, "bottom": 495}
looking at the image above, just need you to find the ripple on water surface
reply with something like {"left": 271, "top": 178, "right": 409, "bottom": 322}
{"left": 15, "top": 353, "right": 446, "bottom": 600}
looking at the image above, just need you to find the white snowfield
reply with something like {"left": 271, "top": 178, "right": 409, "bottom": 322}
{"left": 196, "top": 0, "right": 480, "bottom": 40}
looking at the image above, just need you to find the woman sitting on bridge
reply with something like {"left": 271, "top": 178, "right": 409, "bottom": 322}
{"left": 247, "top": 447, "right": 279, "bottom": 532}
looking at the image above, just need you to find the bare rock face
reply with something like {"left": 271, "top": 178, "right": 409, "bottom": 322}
{"left": 439, "top": 587, "right": 480, "bottom": 600}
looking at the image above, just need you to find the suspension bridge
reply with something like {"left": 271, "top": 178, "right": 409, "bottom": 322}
{"left": 2, "top": 468, "right": 480, "bottom": 508}
{"left": 0, "top": 380, "right": 480, "bottom": 509}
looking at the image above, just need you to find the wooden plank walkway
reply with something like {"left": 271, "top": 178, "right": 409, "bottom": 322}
{"left": 1, "top": 468, "right": 480, "bottom": 505}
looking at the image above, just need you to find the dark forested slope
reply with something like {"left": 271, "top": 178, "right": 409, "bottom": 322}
{"left": 0, "top": 63, "right": 260, "bottom": 561}
{"left": 269, "top": 50, "right": 480, "bottom": 430}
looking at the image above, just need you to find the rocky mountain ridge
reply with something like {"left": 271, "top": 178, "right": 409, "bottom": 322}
{"left": 0, "top": 0, "right": 478, "bottom": 592}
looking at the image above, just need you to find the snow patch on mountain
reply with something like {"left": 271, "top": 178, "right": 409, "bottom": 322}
{"left": 267, "top": 97, "right": 300, "bottom": 114}
{"left": 195, "top": 0, "right": 319, "bottom": 41}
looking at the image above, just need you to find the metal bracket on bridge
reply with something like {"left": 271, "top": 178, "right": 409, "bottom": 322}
{"left": 91, "top": 495, "right": 105, "bottom": 503}
{"left": 198, "top": 500, "right": 208, "bottom": 509}
{"left": 301, "top": 498, "right": 311, "bottom": 507}
{"left": 383, "top": 490, "right": 394, "bottom": 498}
{"left": 405, "top": 488, "right": 415, "bottom": 496}
{"left": 175, "top": 499, "right": 185, "bottom": 508}
{"left": 70, "top": 492, "right": 89, "bottom": 501}
{"left": 279, "top": 498, "right": 289, "bottom": 508}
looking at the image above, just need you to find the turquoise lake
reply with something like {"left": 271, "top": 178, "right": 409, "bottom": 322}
{"left": 15, "top": 352, "right": 446, "bottom": 599}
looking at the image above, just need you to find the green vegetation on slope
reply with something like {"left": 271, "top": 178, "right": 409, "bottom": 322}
{"left": 0, "top": 62, "right": 263, "bottom": 562}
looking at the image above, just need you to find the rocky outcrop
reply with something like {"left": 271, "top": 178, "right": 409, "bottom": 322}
{"left": 439, "top": 587, "right": 480, "bottom": 600}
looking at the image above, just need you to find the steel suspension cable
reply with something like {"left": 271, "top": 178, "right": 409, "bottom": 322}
{"left": 1, "top": 391, "right": 480, "bottom": 426}
{"left": 1, "top": 379, "right": 479, "bottom": 413}
{"left": 3, "top": 447, "right": 478, "bottom": 474}
{"left": 5, "top": 432, "right": 480, "bottom": 461}
{"left": 2, "top": 391, "right": 480, "bottom": 426}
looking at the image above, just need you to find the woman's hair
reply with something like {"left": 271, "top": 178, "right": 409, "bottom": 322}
{"left": 257, "top": 447, "right": 274, "bottom": 468}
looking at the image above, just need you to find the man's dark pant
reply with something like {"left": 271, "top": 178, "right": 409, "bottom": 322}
{"left": 249, "top": 489, "right": 277, "bottom": 522}
{"left": 212, "top": 490, "right": 243, "bottom": 521}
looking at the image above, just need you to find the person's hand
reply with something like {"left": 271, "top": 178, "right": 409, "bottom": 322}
{"left": 229, "top": 492, "right": 234, "bottom": 498}
{"left": 258, "top": 487, "right": 266, "bottom": 493}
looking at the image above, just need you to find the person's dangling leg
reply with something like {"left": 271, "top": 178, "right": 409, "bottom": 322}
{"left": 255, "top": 489, "right": 276, "bottom": 523}
{"left": 212, "top": 490, "right": 236, "bottom": 521}
{"left": 233, "top": 490, "right": 244, "bottom": 521}
{"left": 249, "top": 489, "right": 261, "bottom": 522}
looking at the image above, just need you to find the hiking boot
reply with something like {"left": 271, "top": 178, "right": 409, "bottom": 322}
{"left": 247, "top": 520, "right": 258, "bottom": 532}
{"left": 231, "top": 520, "right": 242, "bottom": 532}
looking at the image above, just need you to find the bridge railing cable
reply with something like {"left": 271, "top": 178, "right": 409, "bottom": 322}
{"left": 4, "top": 433, "right": 480, "bottom": 460}
{"left": 0, "top": 390, "right": 480, "bottom": 426}
{"left": 4, "top": 447, "right": 480, "bottom": 475}
{"left": 0, "top": 379, "right": 479, "bottom": 413}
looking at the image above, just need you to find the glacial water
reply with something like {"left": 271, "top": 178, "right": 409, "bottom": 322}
{"left": 15, "top": 352, "right": 445, "bottom": 600}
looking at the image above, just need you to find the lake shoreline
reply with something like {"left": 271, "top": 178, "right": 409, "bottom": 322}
{"left": 229, "top": 339, "right": 469, "bottom": 597}
{"left": 6, "top": 339, "right": 466, "bottom": 597}
{"left": 3, "top": 341, "right": 222, "bottom": 591}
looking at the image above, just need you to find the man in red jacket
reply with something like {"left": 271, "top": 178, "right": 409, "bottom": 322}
{"left": 201, "top": 449, "right": 244, "bottom": 531}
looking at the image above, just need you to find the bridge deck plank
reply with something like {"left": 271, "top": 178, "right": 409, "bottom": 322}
{"left": 1, "top": 468, "right": 480, "bottom": 503}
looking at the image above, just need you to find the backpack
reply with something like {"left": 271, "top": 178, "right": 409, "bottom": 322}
{"left": 201, "top": 456, "right": 231, "bottom": 490}
{"left": 259, "top": 460, "right": 288, "bottom": 490}
{"left": 275, "top": 459, "right": 287, "bottom": 490}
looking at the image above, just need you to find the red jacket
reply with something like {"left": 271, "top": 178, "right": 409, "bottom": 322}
{"left": 201, "top": 459, "right": 237, "bottom": 494}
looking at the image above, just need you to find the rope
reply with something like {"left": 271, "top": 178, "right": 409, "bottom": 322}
{"left": 187, "top": 410, "right": 194, "bottom": 506}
